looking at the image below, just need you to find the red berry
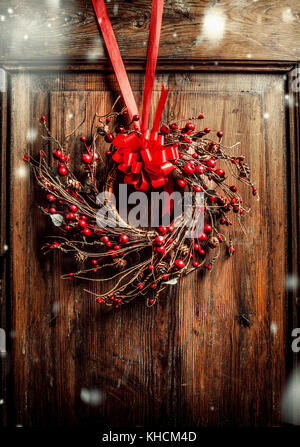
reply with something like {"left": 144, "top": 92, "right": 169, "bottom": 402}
{"left": 182, "top": 136, "right": 192, "bottom": 144}
{"left": 185, "top": 122, "right": 195, "bottom": 131}
{"left": 149, "top": 299, "right": 155, "bottom": 305}
{"left": 177, "top": 179, "right": 186, "bottom": 188}
{"left": 208, "top": 196, "right": 217, "bottom": 204}
{"left": 151, "top": 284, "right": 157, "bottom": 289}
{"left": 170, "top": 123, "right": 178, "bottom": 130}
{"left": 175, "top": 259, "right": 185, "bottom": 269}
{"left": 194, "top": 186, "right": 202, "bottom": 192}
{"left": 105, "top": 133, "right": 114, "bottom": 143}
{"left": 46, "top": 194, "right": 56, "bottom": 202}
{"left": 108, "top": 249, "right": 116, "bottom": 257}
{"left": 204, "top": 127, "right": 211, "bottom": 134}
{"left": 114, "top": 245, "right": 121, "bottom": 250}
{"left": 82, "top": 154, "right": 93, "bottom": 164}
{"left": 204, "top": 224, "right": 212, "bottom": 234}
{"left": 119, "top": 234, "right": 129, "bottom": 244}
{"left": 41, "top": 114, "right": 46, "bottom": 123}
{"left": 69, "top": 204, "right": 78, "bottom": 212}
{"left": 82, "top": 228, "right": 92, "bottom": 237}
{"left": 149, "top": 264, "right": 155, "bottom": 270}
{"left": 198, "top": 114, "right": 205, "bottom": 119}
{"left": 78, "top": 219, "right": 87, "bottom": 228}
{"left": 155, "top": 235, "right": 164, "bottom": 245}
{"left": 195, "top": 165, "right": 205, "bottom": 175}
{"left": 184, "top": 163, "right": 195, "bottom": 175}
{"left": 156, "top": 246, "right": 166, "bottom": 255}
{"left": 65, "top": 225, "right": 71, "bottom": 231}
{"left": 193, "top": 261, "right": 199, "bottom": 267}
{"left": 80, "top": 136, "right": 87, "bottom": 142}
{"left": 133, "top": 114, "right": 140, "bottom": 121}
{"left": 231, "top": 198, "right": 237, "bottom": 205}
{"left": 217, "top": 131, "right": 224, "bottom": 138}
{"left": 49, "top": 207, "right": 56, "bottom": 214}
{"left": 199, "top": 249, "right": 205, "bottom": 255}
{"left": 215, "top": 168, "right": 225, "bottom": 177}
{"left": 230, "top": 186, "right": 237, "bottom": 192}
{"left": 206, "top": 159, "right": 217, "bottom": 168}
{"left": 198, "top": 232, "right": 207, "bottom": 241}
{"left": 106, "top": 117, "right": 111, "bottom": 123}
{"left": 101, "top": 236, "right": 109, "bottom": 243}
{"left": 66, "top": 212, "right": 76, "bottom": 220}
{"left": 53, "top": 149, "right": 63, "bottom": 160}
{"left": 160, "top": 125, "right": 171, "bottom": 134}
{"left": 58, "top": 166, "right": 68, "bottom": 176}
{"left": 167, "top": 225, "right": 174, "bottom": 232}
{"left": 116, "top": 126, "right": 125, "bottom": 134}
{"left": 192, "top": 153, "right": 199, "bottom": 159}
{"left": 158, "top": 225, "right": 167, "bottom": 235}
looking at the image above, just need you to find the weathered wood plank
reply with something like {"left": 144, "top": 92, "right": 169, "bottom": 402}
{"left": 0, "top": 67, "right": 8, "bottom": 427}
{"left": 0, "top": 0, "right": 299, "bottom": 63}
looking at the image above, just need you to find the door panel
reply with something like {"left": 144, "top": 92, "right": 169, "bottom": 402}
{"left": 9, "top": 70, "right": 287, "bottom": 427}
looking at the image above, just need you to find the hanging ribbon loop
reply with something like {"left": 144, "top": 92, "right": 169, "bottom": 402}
{"left": 91, "top": 0, "right": 177, "bottom": 195}
{"left": 141, "top": 0, "right": 164, "bottom": 134}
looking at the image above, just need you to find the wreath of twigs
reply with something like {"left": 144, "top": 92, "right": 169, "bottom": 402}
{"left": 24, "top": 102, "right": 258, "bottom": 309}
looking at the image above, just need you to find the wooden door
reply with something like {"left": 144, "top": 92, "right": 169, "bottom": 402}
{"left": 0, "top": 0, "right": 299, "bottom": 428}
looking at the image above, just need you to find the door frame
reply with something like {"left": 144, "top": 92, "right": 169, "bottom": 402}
{"left": 0, "top": 59, "right": 299, "bottom": 427}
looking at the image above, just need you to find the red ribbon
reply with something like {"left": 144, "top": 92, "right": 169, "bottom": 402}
{"left": 141, "top": 0, "right": 164, "bottom": 134}
{"left": 91, "top": 0, "right": 177, "bottom": 194}
{"left": 91, "top": 0, "right": 140, "bottom": 128}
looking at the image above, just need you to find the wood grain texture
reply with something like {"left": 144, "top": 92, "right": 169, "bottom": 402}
{"left": 7, "top": 69, "right": 289, "bottom": 427}
{"left": 0, "top": 0, "right": 300, "bottom": 63}
{"left": 287, "top": 66, "right": 300, "bottom": 384}
{"left": 0, "top": 68, "right": 8, "bottom": 427}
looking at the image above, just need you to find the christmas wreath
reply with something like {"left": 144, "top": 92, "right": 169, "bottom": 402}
{"left": 24, "top": 0, "right": 258, "bottom": 309}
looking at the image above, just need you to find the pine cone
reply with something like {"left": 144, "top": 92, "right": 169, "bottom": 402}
{"left": 113, "top": 258, "right": 127, "bottom": 270}
{"left": 172, "top": 167, "right": 182, "bottom": 179}
{"left": 208, "top": 237, "right": 219, "bottom": 248}
{"left": 179, "top": 244, "right": 189, "bottom": 256}
{"left": 156, "top": 262, "right": 168, "bottom": 275}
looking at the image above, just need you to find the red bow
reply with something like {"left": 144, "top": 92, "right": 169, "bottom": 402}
{"left": 112, "top": 131, "right": 179, "bottom": 192}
